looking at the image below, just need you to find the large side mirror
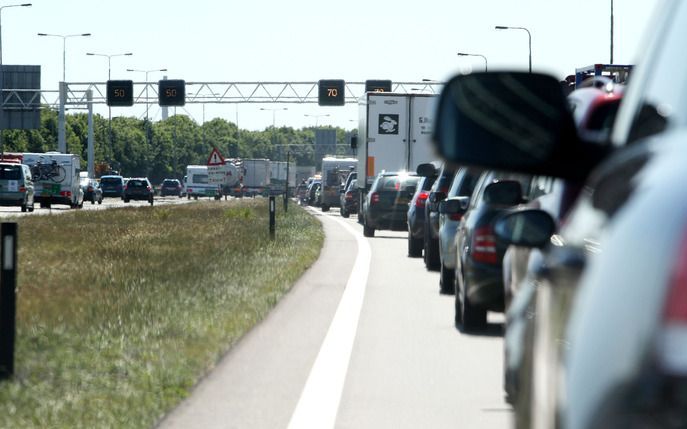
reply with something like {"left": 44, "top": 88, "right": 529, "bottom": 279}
{"left": 439, "top": 197, "right": 469, "bottom": 215}
{"left": 483, "top": 181, "right": 523, "bottom": 206}
{"left": 433, "top": 72, "right": 609, "bottom": 182}
{"left": 416, "top": 163, "right": 437, "bottom": 177}
{"left": 494, "top": 209, "right": 556, "bottom": 248}
{"left": 350, "top": 135, "right": 358, "bottom": 150}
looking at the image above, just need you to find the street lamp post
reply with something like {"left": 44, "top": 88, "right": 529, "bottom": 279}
{"left": 87, "top": 52, "right": 133, "bottom": 149}
{"left": 457, "top": 52, "right": 488, "bottom": 72}
{"left": 610, "top": 0, "right": 614, "bottom": 64}
{"left": 0, "top": 3, "right": 32, "bottom": 157}
{"left": 495, "top": 25, "right": 532, "bottom": 73}
{"left": 37, "top": 32, "right": 91, "bottom": 82}
{"left": 304, "top": 113, "right": 330, "bottom": 128}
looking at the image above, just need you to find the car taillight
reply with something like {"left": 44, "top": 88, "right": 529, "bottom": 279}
{"left": 345, "top": 191, "right": 353, "bottom": 201}
{"left": 370, "top": 192, "right": 380, "bottom": 205}
{"left": 59, "top": 191, "right": 71, "bottom": 197}
{"left": 188, "top": 188, "right": 193, "bottom": 193}
{"left": 147, "top": 186, "right": 151, "bottom": 191}
{"left": 124, "top": 186, "right": 128, "bottom": 191}
{"left": 87, "top": 186, "right": 93, "bottom": 191}
{"left": 658, "top": 232, "right": 687, "bottom": 375}
{"left": 471, "top": 226, "right": 498, "bottom": 264}
{"left": 415, "top": 191, "right": 429, "bottom": 208}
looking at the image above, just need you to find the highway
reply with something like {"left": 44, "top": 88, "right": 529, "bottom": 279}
{"left": 158, "top": 207, "right": 512, "bottom": 429}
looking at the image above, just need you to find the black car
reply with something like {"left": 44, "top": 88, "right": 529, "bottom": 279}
{"left": 100, "top": 175, "right": 125, "bottom": 198}
{"left": 452, "top": 171, "right": 530, "bottom": 330}
{"left": 123, "top": 178, "right": 154, "bottom": 206}
{"left": 339, "top": 172, "right": 357, "bottom": 217}
{"left": 80, "top": 177, "right": 103, "bottom": 205}
{"left": 160, "top": 179, "right": 183, "bottom": 197}
{"left": 407, "top": 163, "right": 439, "bottom": 257}
{"left": 362, "top": 172, "right": 419, "bottom": 237}
{"left": 423, "top": 164, "right": 455, "bottom": 271}
{"left": 339, "top": 178, "right": 359, "bottom": 218}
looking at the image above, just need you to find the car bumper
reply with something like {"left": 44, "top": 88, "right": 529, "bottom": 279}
{"left": 463, "top": 260, "right": 505, "bottom": 311}
{"left": 124, "top": 194, "right": 153, "bottom": 201}
{"left": 367, "top": 209, "right": 408, "bottom": 231}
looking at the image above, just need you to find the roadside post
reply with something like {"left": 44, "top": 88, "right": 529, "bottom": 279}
{"left": 284, "top": 151, "right": 290, "bottom": 212}
{"left": 269, "top": 196, "right": 276, "bottom": 239}
{"left": 0, "top": 222, "right": 17, "bottom": 380}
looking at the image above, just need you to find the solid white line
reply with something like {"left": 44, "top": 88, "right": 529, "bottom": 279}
{"left": 287, "top": 212, "right": 371, "bottom": 429}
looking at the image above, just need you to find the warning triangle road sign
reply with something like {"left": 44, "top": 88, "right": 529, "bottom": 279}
{"left": 207, "top": 147, "right": 225, "bottom": 166}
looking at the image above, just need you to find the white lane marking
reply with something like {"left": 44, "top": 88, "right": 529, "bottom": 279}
{"left": 287, "top": 212, "right": 371, "bottom": 429}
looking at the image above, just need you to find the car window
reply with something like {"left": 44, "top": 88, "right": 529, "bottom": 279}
{"left": 128, "top": 180, "right": 147, "bottom": 187}
{"left": 101, "top": 177, "right": 122, "bottom": 185}
{"left": 192, "top": 174, "right": 208, "bottom": 184}
{"left": 0, "top": 166, "right": 23, "bottom": 180}
{"left": 448, "top": 168, "right": 480, "bottom": 198}
{"left": 378, "top": 176, "right": 418, "bottom": 192}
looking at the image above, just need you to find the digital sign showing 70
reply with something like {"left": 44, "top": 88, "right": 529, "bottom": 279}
{"left": 318, "top": 79, "right": 346, "bottom": 106}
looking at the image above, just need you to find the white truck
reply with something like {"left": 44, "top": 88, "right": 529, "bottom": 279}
{"left": 22, "top": 152, "right": 84, "bottom": 209}
{"left": 269, "top": 161, "right": 297, "bottom": 195}
{"left": 356, "top": 93, "right": 437, "bottom": 215}
{"left": 320, "top": 156, "right": 357, "bottom": 211}
{"left": 242, "top": 159, "right": 271, "bottom": 196}
{"left": 185, "top": 165, "right": 221, "bottom": 200}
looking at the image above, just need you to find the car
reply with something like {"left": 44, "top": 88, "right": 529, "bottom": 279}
{"left": 296, "top": 182, "right": 309, "bottom": 205}
{"left": 100, "top": 175, "right": 125, "bottom": 198}
{"left": 423, "top": 164, "right": 455, "bottom": 271}
{"left": 407, "top": 163, "right": 439, "bottom": 257}
{"left": 339, "top": 178, "right": 359, "bottom": 218}
{"left": 339, "top": 171, "right": 357, "bottom": 217}
{"left": 0, "top": 162, "right": 34, "bottom": 212}
{"left": 452, "top": 170, "right": 530, "bottom": 330}
{"left": 431, "top": 9, "right": 686, "bottom": 424}
{"left": 81, "top": 177, "right": 103, "bottom": 205}
{"left": 160, "top": 179, "right": 183, "bottom": 197}
{"left": 362, "top": 171, "right": 419, "bottom": 237}
{"left": 123, "top": 178, "right": 154, "bottom": 206}
{"left": 306, "top": 180, "right": 321, "bottom": 206}
{"left": 436, "top": 167, "right": 480, "bottom": 294}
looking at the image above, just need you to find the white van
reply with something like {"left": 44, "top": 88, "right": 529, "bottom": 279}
{"left": 22, "top": 152, "right": 84, "bottom": 209}
{"left": 185, "top": 165, "right": 221, "bottom": 200}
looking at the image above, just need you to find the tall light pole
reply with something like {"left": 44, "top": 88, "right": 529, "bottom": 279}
{"left": 260, "top": 107, "right": 288, "bottom": 160}
{"left": 610, "top": 0, "right": 614, "bottom": 64}
{"left": 0, "top": 3, "right": 32, "bottom": 157}
{"left": 304, "top": 113, "right": 330, "bottom": 127}
{"left": 495, "top": 25, "right": 532, "bottom": 73}
{"left": 127, "top": 67, "right": 166, "bottom": 121}
{"left": 86, "top": 51, "right": 133, "bottom": 80}
{"left": 37, "top": 32, "right": 90, "bottom": 82}
{"left": 457, "top": 52, "right": 488, "bottom": 72}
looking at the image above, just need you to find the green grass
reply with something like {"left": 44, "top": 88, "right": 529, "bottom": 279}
{"left": 0, "top": 200, "right": 323, "bottom": 428}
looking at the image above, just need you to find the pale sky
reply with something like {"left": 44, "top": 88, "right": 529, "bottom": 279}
{"left": 1, "top": 0, "right": 661, "bottom": 130}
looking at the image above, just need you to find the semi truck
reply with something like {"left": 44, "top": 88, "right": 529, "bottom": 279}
{"left": 242, "top": 159, "right": 271, "bottom": 196}
{"left": 22, "top": 152, "right": 84, "bottom": 209}
{"left": 356, "top": 92, "right": 437, "bottom": 216}
{"left": 269, "top": 161, "right": 297, "bottom": 195}
{"left": 320, "top": 156, "right": 357, "bottom": 212}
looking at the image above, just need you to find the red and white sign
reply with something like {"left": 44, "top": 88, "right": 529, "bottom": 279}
{"left": 207, "top": 147, "right": 225, "bottom": 166}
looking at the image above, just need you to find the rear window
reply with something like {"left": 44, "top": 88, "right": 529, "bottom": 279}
{"left": 378, "top": 176, "right": 419, "bottom": 192}
{"left": 0, "top": 166, "right": 21, "bottom": 180}
{"left": 128, "top": 180, "right": 148, "bottom": 187}
{"left": 192, "top": 174, "right": 208, "bottom": 184}
{"left": 101, "top": 177, "right": 122, "bottom": 185}
{"left": 163, "top": 180, "right": 178, "bottom": 186}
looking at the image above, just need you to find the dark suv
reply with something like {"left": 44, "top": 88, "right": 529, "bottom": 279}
{"left": 100, "top": 175, "right": 125, "bottom": 198}
{"left": 160, "top": 179, "right": 182, "bottom": 197}
{"left": 362, "top": 172, "right": 419, "bottom": 237}
{"left": 123, "top": 178, "right": 154, "bottom": 206}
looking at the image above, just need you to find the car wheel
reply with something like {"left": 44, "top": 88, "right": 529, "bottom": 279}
{"left": 440, "top": 262, "right": 455, "bottom": 294}
{"left": 408, "top": 232, "right": 423, "bottom": 257}
{"left": 124, "top": 198, "right": 130, "bottom": 203}
{"left": 149, "top": 199, "right": 154, "bottom": 206}
{"left": 321, "top": 204, "right": 330, "bottom": 212}
{"left": 425, "top": 237, "right": 440, "bottom": 271}
{"left": 20, "top": 204, "right": 26, "bottom": 213}
{"left": 194, "top": 196, "right": 198, "bottom": 200}
{"left": 187, "top": 194, "right": 191, "bottom": 200}
{"left": 98, "top": 198, "right": 102, "bottom": 205}
{"left": 340, "top": 207, "right": 349, "bottom": 218}
{"left": 461, "top": 277, "right": 487, "bottom": 331}
{"left": 454, "top": 286, "right": 462, "bottom": 326}
{"left": 363, "top": 219, "right": 375, "bottom": 237}
{"left": 28, "top": 203, "right": 34, "bottom": 213}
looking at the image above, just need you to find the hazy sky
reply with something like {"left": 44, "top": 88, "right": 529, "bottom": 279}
{"left": 1, "top": 0, "right": 660, "bottom": 130}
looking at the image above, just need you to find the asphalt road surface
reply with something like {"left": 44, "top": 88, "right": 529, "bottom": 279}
{"left": 159, "top": 206, "right": 512, "bottom": 429}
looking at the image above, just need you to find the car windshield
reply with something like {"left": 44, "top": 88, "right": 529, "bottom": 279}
{"left": 0, "top": 2, "right": 663, "bottom": 428}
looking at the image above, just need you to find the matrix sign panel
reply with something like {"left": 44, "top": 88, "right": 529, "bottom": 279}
{"left": 365, "top": 80, "right": 392, "bottom": 93}
{"left": 106, "top": 80, "right": 134, "bottom": 107}
{"left": 158, "top": 79, "right": 186, "bottom": 106}
{"left": 318, "top": 79, "right": 345, "bottom": 106}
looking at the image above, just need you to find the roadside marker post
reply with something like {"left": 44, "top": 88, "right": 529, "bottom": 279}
{"left": 0, "top": 223, "right": 17, "bottom": 380}
{"left": 269, "top": 196, "right": 276, "bottom": 239}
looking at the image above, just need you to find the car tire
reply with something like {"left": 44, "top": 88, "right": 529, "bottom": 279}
{"left": 363, "top": 219, "right": 375, "bottom": 237}
{"left": 194, "top": 196, "right": 198, "bottom": 200}
{"left": 340, "top": 207, "right": 349, "bottom": 218}
{"left": 28, "top": 203, "right": 34, "bottom": 213}
{"left": 408, "top": 232, "right": 423, "bottom": 257}
{"left": 322, "top": 205, "right": 330, "bottom": 212}
{"left": 461, "top": 278, "right": 487, "bottom": 331}
{"left": 124, "top": 198, "right": 130, "bottom": 203}
{"left": 20, "top": 204, "right": 26, "bottom": 213}
{"left": 149, "top": 199, "right": 154, "bottom": 206}
{"left": 440, "top": 262, "right": 455, "bottom": 294}
{"left": 425, "top": 237, "right": 440, "bottom": 271}
{"left": 454, "top": 287, "right": 462, "bottom": 326}
{"left": 98, "top": 198, "right": 102, "bottom": 205}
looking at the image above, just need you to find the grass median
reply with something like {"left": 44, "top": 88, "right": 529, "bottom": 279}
{"left": 0, "top": 200, "right": 323, "bottom": 428}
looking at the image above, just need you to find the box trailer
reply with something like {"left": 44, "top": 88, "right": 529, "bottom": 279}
{"left": 242, "top": 159, "right": 271, "bottom": 196}
{"left": 320, "top": 156, "right": 357, "bottom": 211}
{"left": 22, "top": 152, "right": 83, "bottom": 208}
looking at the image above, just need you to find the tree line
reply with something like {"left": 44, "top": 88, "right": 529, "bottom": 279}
{"left": 0, "top": 109, "right": 355, "bottom": 182}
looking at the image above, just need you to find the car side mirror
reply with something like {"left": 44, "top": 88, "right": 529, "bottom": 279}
{"left": 483, "top": 181, "right": 523, "bottom": 206}
{"left": 494, "top": 209, "right": 556, "bottom": 248}
{"left": 433, "top": 72, "right": 610, "bottom": 182}
{"left": 439, "top": 197, "right": 469, "bottom": 215}
{"left": 406, "top": 185, "right": 417, "bottom": 196}
{"left": 429, "top": 191, "right": 446, "bottom": 204}
{"left": 416, "top": 163, "right": 437, "bottom": 177}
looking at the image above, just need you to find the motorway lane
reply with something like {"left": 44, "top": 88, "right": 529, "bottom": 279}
{"left": 0, "top": 195, "right": 196, "bottom": 218}
{"left": 158, "top": 206, "right": 512, "bottom": 429}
